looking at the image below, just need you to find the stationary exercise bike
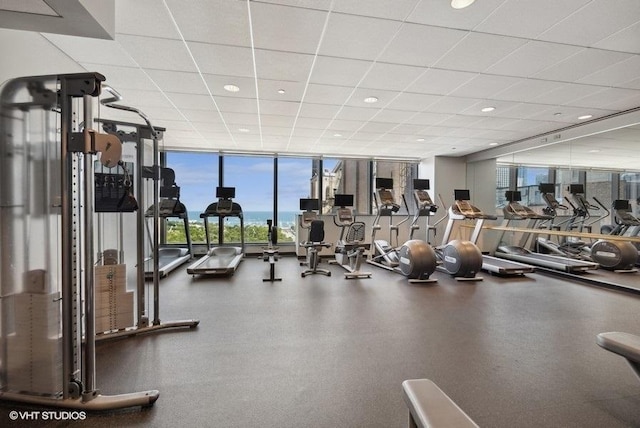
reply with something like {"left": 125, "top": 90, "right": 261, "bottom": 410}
{"left": 330, "top": 194, "right": 372, "bottom": 279}
{"left": 299, "top": 198, "right": 332, "bottom": 277}
{"left": 262, "top": 219, "right": 281, "bottom": 282}
{"left": 367, "top": 178, "right": 437, "bottom": 283}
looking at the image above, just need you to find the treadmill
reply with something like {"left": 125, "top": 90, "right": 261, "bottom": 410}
{"left": 187, "top": 186, "right": 244, "bottom": 276}
{"left": 144, "top": 167, "right": 193, "bottom": 278}
{"left": 495, "top": 190, "right": 599, "bottom": 273}
{"left": 446, "top": 189, "right": 535, "bottom": 276}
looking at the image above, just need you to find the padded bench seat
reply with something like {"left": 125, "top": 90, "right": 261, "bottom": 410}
{"left": 596, "top": 332, "right": 640, "bottom": 379}
{"left": 402, "top": 379, "right": 478, "bottom": 428}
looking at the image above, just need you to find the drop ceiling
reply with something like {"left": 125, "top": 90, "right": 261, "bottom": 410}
{"left": 1, "top": 0, "right": 640, "bottom": 164}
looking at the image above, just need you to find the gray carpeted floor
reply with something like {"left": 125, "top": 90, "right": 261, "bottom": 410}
{"left": 2, "top": 256, "right": 640, "bottom": 427}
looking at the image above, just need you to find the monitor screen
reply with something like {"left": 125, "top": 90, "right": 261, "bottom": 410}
{"left": 613, "top": 199, "right": 630, "bottom": 210}
{"left": 505, "top": 190, "right": 521, "bottom": 202}
{"left": 454, "top": 189, "right": 470, "bottom": 201}
{"left": 334, "top": 194, "right": 354, "bottom": 207}
{"left": 538, "top": 183, "right": 555, "bottom": 193}
{"left": 413, "top": 179, "right": 430, "bottom": 190}
{"left": 300, "top": 198, "right": 319, "bottom": 211}
{"left": 568, "top": 184, "right": 584, "bottom": 194}
{"left": 216, "top": 186, "right": 235, "bottom": 199}
{"left": 376, "top": 177, "right": 393, "bottom": 190}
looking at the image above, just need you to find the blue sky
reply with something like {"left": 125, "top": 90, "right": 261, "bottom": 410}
{"left": 166, "top": 152, "right": 315, "bottom": 213}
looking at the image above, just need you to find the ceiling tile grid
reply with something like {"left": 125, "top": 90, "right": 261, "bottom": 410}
{"left": 13, "top": 0, "right": 637, "bottom": 162}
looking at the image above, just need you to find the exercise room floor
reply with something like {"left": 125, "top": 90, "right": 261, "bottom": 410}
{"left": 2, "top": 256, "right": 640, "bottom": 427}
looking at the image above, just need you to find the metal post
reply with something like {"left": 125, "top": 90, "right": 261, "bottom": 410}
{"left": 82, "top": 95, "right": 96, "bottom": 397}
{"left": 152, "top": 131, "right": 160, "bottom": 325}
{"left": 136, "top": 134, "right": 147, "bottom": 327}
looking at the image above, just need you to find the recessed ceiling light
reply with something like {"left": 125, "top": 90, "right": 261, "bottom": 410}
{"left": 554, "top": 112, "right": 563, "bottom": 116}
{"left": 364, "top": 97, "right": 379, "bottom": 104}
{"left": 588, "top": 149, "right": 601, "bottom": 153}
{"left": 277, "top": 89, "right": 286, "bottom": 94}
{"left": 224, "top": 84, "right": 240, "bottom": 93}
{"left": 333, "top": 133, "right": 342, "bottom": 137}
{"left": 238, "top": 128, "right": 250, "bottom": 133}
{"left": 451, "top": 0, "right": 475, "bottom": 9}
{"left": 489, "top": 142, "right": 498, "bottom": 146}
{"left": 481, "top": 107, "right": 496, "bottom": 112}
{"left": 416, "top": 138, "right": 425, "bottom": 142}
{"left": 578, "top": 114, "right": 593, "bottom": 120}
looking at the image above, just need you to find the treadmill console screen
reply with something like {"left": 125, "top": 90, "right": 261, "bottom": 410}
{"left": 568, "top": 184, "right": 584, "bottom": 194}
{"left": 216, "top": 186, "right": 236, "bottom": 199}
{"left": 413, "top": 179, "right": 430, "bottom": 190}
{"left": 454, "top": 189, "right": 470, "bottom": 201}
{"left": 300, "top": 198, "right": 320, "bottom": 211}
{"left": 375, "top": 177, "right": 393, "bottom": 190}
{"left": 505, "top": 190, "right": 521, "bottom": 202}
{"left": 613, "top": 199, "right": 630, "bottom": 210}
{"left": 334, "top": 194, "right": 354, "bottom": 207}
{"left": 538, "top": 183, "right": 555, "bottom": 194}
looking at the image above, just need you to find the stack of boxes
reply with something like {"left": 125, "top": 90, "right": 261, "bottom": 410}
{"left": 5, "top": 270, "right": 62, "bottom": 395}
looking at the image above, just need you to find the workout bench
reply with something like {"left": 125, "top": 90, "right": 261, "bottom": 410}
{"left": 402, "top": 379, "right": 478, "bottom": 428}
{"left": 596, "top": 332, "right": 640, "bottom": 380}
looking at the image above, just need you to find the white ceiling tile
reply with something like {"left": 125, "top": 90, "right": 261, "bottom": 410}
{"left": 255, "top": 50, "right": 315, "bottom": 81}
{"left": 260, "top": 100, "right": 300, "bottom": 116}
{"left": 117, "top": 88, "right": 173, "bottom": 109}
{"left": 388, "top": 124, "right": 426, "bottom": 135}
{"left": 437, "top": 115, "right": 483, "bottom": 128}
{"left": 180, "top": 108, "right": 224, "bottom": 123}
{"left": 486, "top": 41, "right": 582, "bottom": 78}
{"left": 538, "top": 0, "right": 640, "bottom": 47}
{"left": 250, "top": 2, "right": 327, "bottom": 54}
{"left": 534, "top": 48, "right": 632, "bottom": 83}
{"left": 323, "top": 120, "right": 363, "bottom": 132}
{"left": 492, "top": 79, "right": 564, "bottom": 102}
{"left": 623, "top": 77, "right": 640, "bottom": 90}
{"left": 373, "top": 109, "right": 420, "bottom": 124}
{"left": 222, "top": 112, "right": 260, "bottom": 127}
{"left": 378, "top": 23, "right": 467, "bottom": 67}
{"left": 261, "top": 114, "right": 296, "bottom": 128}
{"left": 318, "top": 13, "right": 401, "bottom": 61}
{"left": 407, "top": 0, "right": 505, "bottom": 30}
{"left": 138, "top": 106, "right": 182, "bottom": 122}
{"left": 214, "top": 97, "right": 258, "bottom": 114}
{"left": 192, "top": 122, "right": 227, "bottom": 133}
{"left": 475, "top": 0, "right": 591, "bottom": 39}
{"left": 44, "top": 33, "right": 137, "bottom": 67}
{"left": 298, "top": 103, "right": 342, "bottom": 119}
{"left": 528, "top": 83, "right": 604, "bottom": 105}
{"left": 295, "top": 117, "right": 333, "bottom": 128}
{"left": 593, "top": 21, "right": 640, "bottom": 54}
{"left": 310, "top": 56, "right": 373, "bottom": 86}
{"left": 566, "top": 87, "right": 640, "bottom": 110}
{"left": 166, "top": 93, "right": 214, "bottom": 110}
{"left": 359, "top": 63, "right": 426, "bottom": 91}
{"left": 334, "top": 0, "right": 419, "bottom": 21}
{"left": 167, "top": 0, "right": 250, "bottom": 46}
{"left": 189, "top": 43, "right": 253, "bottom": 77}
{"left": 303, "top": 84, "right": 354, "bottom": 105}
{"left": 334, "top": 106, "right": 381, "bottom": 121}
{"left": 385, "top": 93, "right": 441, "bottom": 111}
{"left": 405, "top": 112, "right": 451, "bottom": 126}
{"left": 435, "top": 32, "right": 527, "bottom": 73}
{"left": 145, "top": 70, "right": 207, "bottom": 94}
{"left": 115, "top": 0, "right": 181, "bottom": 39}
{"left": 449, "top": 74, "right": 521, "bottom": 99}
{"left": 357, "top": 122, "right": 398, "bottom": 134}
{"left": 577, "top": 56, "right": 640, "bottom": 87}
{"left": 117, "top": 34, "right": 197, "bottom": 72}
{"left": 406, "top": 68, "right": 477, "bottom": 96}
{"left": 425, "top": 96, "right": 481, "bottom": 114}
{"left": 291, "top": 128, "right": 325, "bottom": 138}
{"left": 469, "top": 116, "right": 522, "bottom": 130}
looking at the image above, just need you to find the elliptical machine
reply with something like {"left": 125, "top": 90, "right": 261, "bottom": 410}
{"left": 412, "top": 182, "right": 483, "bottom": 280}
{"left": 565, "top": 184, "right": 638, "bottom": 272}
{"left": 299, "top": 198, "right": 332, "bottom": 277}
{"left": 330, "top": 194, "right": 372, "bottom": 279}
{"left": 367, "top": 178, "right": 437, "bottom": 283}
